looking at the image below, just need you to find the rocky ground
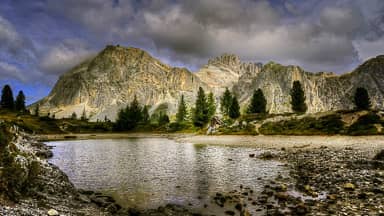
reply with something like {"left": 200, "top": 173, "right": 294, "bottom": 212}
{"left": 252, "top": 147, "right": 384, "bottom": 215}
{"left": 3, "top": 127, "right": 384, "bottom": 215}
{"left": 0, "top": 126, "right": 199, "bottom": 216}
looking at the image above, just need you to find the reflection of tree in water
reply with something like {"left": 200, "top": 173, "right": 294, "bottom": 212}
{"left": 193, "top": 145, "right": 210, "bottom": 199}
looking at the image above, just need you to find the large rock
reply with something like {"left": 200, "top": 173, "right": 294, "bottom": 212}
{"left": 31, "top": 45, "right": 384, "bottom": 121}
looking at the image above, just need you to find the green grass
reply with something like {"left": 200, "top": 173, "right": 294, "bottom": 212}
{"left": 259, "top": 114, "right": 344, "bottom": 135}
{"left": 0, "top": 110, "right": 113, "bottom": 134}
{"left": 346, "top": 113, "right": 382, "bottom": 136}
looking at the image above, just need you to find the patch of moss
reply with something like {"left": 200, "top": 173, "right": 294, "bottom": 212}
{"left": 346, "top": 113, "right": 381, "bottom": 135}
{"left": 259, "top": 114, "right": 344, "bottom": 135}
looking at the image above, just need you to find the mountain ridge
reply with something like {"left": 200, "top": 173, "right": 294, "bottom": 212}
{"left": 32, "top": 45, "right": 384, "bottom": 121}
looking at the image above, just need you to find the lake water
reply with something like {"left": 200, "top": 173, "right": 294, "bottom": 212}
{"left": 47, "top": 138, "right": 286, "bottom": 214}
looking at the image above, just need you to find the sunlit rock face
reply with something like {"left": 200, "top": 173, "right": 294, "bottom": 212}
{"left": 35, "top": 45, "right": 209, "bottom": 121}
{"left": 234, "top": 56, "right": 384, "bottom": 114}
{"left": 195, "top": 54, "right": 262, "bottom": 96}
{"left": 33, "top": 45, "right": 384, "bottom": 121}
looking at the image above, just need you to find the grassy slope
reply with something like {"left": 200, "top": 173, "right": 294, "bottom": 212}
{"left": 0, "top": 110, "right": 112, "bottom": 134}
{"left": 1, "top": 110, "right": 383, "bottom": 136}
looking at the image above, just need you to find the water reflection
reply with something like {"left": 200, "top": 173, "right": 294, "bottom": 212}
{"left": 48, "top": 138, "right": 285, "bottom": 211}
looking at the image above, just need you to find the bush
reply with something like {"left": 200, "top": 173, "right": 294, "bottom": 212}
{"left": 347, "top": 113, "right": 381, "bottom": 135}
{"left": 259, "top": 114, "right": 344, "bottom": 135}
{"left": 167, "top": 122, "right": 192, "bottom": 132}
{"left": 0, "top": 125, "right": 41, "bottom": 201}
{"left": 373, "top": 150, "right": 384, "bottom": 161}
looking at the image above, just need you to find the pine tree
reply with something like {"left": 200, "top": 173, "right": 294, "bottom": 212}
{"left": 176, "top": 94, "right": 187, "bottom": 123}
{"left": 71, "top": 112, "right": 77, "bottom": 120}
{"left": 207, "top": 92, "right": 216, "bottom": 119}
{"left": 114, "top": 95, "right": 143, "bottom": 131}
{"left": 247, "top": 89, "right": 267, "bottom": 114}
{"left": 0, "top": 85, "right": 14, "bottom": 110}
{"left": 229, "top": 95, "right": 240, "bottom": 119}
{"left": 220, "top": 88, "right": 232, "bottom": 116}
{"left": 115, "top": 108, "right": 128, "bottom": 130}
{"left": 193, "top": 87, "right": 209, "bottom": 127}
{"left": 158, "top": 112, "right": 170, "bottom": 126}
{"left": 34, "top": 104, "right": 39, "bottom": 116}
{"left": 128, "top": 95, "right": 142, "bottom": 125}
{"left": 15, "top": 91, "right": 26, "bottom": 112}
{"left": 354, "top": 87, "right": 371, "bottom": 110}
{"left": 81, "top": 108, "right": 87, "bottom": 121}
{"left": 141, "top": 105, "right": 150, "bottom": 124}
{"left": 290, "top": 81, "right": 307, "bottom": 113}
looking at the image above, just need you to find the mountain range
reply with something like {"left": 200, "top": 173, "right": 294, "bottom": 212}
{"left": 32, "top": 45, "right": 384, "bottom": 121}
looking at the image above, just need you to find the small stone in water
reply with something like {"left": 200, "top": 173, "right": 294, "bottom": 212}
{"left": 47, "top": 209, "right": 59, "bottom": 216}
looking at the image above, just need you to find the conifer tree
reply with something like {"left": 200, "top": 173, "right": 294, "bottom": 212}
{"left": 141, "top": 105, "right": 150, "bottom": 124}
{"left": 15, "top": 91, "right": 26, "bottom": 112}
{"left": 114, "top": 95, "right": 143, "bottom": 131}
{"left": 0, "top": 85, "right": 14, "bottom": 110}
{"left": 290, "top": 81, "right": 307, "bottom": 113}
{"left": 220, "top": 88, "right": 232, "bottom": 116}
{"left": 247, "top": 89, "right": 267, "bottom": 114}
{"left": 158, "top": 112, "right": 170, "bottom": 126}
{"left": 354, "top": 87, "right": 371, "bottom": 110}
{"left": 81, "top": 108, "right": 87, "bottom": 121}
{"left": 193, "top": 87, "right": 209, "bottom": 127}
{"left": 176, "top": 94, "right": 188, "bottom": 123}
{"left": 207, "top": 92, "right": 216, "bottom": 119}
{"left": 71, "top": 112, "right": 77, "bottom": 120}
{"left": 34, "top": 104, "right": 39, "bottom": 116}
{"left": 128, "top": 95, "right": 142, "bottom": 125}
{"left": 229, "top": 95, "right": 240, "bottom": 119}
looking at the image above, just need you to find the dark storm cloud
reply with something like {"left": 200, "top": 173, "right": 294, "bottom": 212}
{"left": 44, "top": 0, "right": 383, "bottom": 73}
{"left": 1, "top": 0, "right": 384, "bottom": 87}
{"left": 39, "top": 39, "right": 96, "bottom": 76}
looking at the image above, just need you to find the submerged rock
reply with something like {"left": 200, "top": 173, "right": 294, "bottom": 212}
{"left": 47, "top": 209, "right": 59, "bottom": 216}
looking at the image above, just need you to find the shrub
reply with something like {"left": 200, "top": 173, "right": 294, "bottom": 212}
{"left": 347, "top": 113, "right": 381, "bottom": 135}
{"left": 373, "top": 150, "right": 384, "bottom": 161}
{"left": 259, "top": 114, "right": 344, "bottom": 135}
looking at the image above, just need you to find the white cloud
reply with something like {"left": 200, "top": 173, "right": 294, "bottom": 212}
{"left": 40, "top": 39, "right": 96, "bottom": 75}
{"left": 354, "top": 38, "right": 384, "bottom": 61}
{"left": 0, "top": 61, "right": 25, "bottom": 81}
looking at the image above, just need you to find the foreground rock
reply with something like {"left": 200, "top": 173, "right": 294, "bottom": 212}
{"left": 256, "top": 146, "right": 384, "bottom": 215}
{"left": 0, "top": 125, "right": 201, "bottom": 216}
{"left": 0, "top": 124, "right": 110, "bottom": 216}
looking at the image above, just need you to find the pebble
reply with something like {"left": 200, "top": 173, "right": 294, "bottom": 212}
{"left": 47, "top": 209, "right": 59, "bottom": 216}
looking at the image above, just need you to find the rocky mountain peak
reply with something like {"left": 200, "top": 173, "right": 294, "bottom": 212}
{"left": 208, "top": 53, "right": 241, "bottom": 68}
{"left": 32, "top": 45, "right": 384, "bottom": 121}
{"left": 356, "top": 55, "right": 384, "bottom": 74}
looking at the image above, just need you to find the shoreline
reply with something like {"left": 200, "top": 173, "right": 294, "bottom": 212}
{"left": 39, "top": 132, "right": 384, "bottom": 151}
{"left": 4, "top": 127, "right": 384, "bottom": 215}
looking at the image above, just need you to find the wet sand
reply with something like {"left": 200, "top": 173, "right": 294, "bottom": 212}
{"left": 38, "top": 133, "right": 384, "bottom": 152}
{"left": 178, "top": 134, "right": 384, "bottom": 151}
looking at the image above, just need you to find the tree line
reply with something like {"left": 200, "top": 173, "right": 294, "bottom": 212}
{"left": 114, "top": 80, "right": 373, "bottom": 130}
{"left": 0, "top": 81, "right": 372, "bottom": 129}
{"left": 0, "top": 84, "right": 27, "bottom": 113}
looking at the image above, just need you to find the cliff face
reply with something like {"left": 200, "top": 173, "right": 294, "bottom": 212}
{"left": 234, "top": 56, "right": 384, "bottom": 113}
{"left": 36, "top": 46, "right": 208, "bottom": 121}
{"left": 33, "top": 45, "right": 384, "bottom": 121}
{"left": 195, "top": 54, "right": 262, "bottom": 96}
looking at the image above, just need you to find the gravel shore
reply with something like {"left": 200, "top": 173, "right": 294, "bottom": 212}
{"left": 179, "top": 134, "right": 384, "bottom": 150}
{"left": 4, "top": 132, "right": 384, "bottom": 215}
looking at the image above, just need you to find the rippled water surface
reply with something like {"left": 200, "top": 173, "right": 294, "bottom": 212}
{"left": 48, "top": 138, "right": 285, "bottom": 213}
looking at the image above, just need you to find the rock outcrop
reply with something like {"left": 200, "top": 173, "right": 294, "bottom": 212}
{"left": 234, "top": 57, "right": 384, "bottom": 113}
{"left": 32, "top": 45, "right": 384, "bottom": 121}
{"left": 34, "top": 45, "right": 208, "bottom": 121}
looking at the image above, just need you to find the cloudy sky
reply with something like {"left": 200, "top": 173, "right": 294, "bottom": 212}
{"left": 0, "top": 0, "right": 383, "bottom": 104}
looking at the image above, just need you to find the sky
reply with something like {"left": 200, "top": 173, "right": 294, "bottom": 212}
{"left": 0, "top": 0, "right": 383, "bottom": 104}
